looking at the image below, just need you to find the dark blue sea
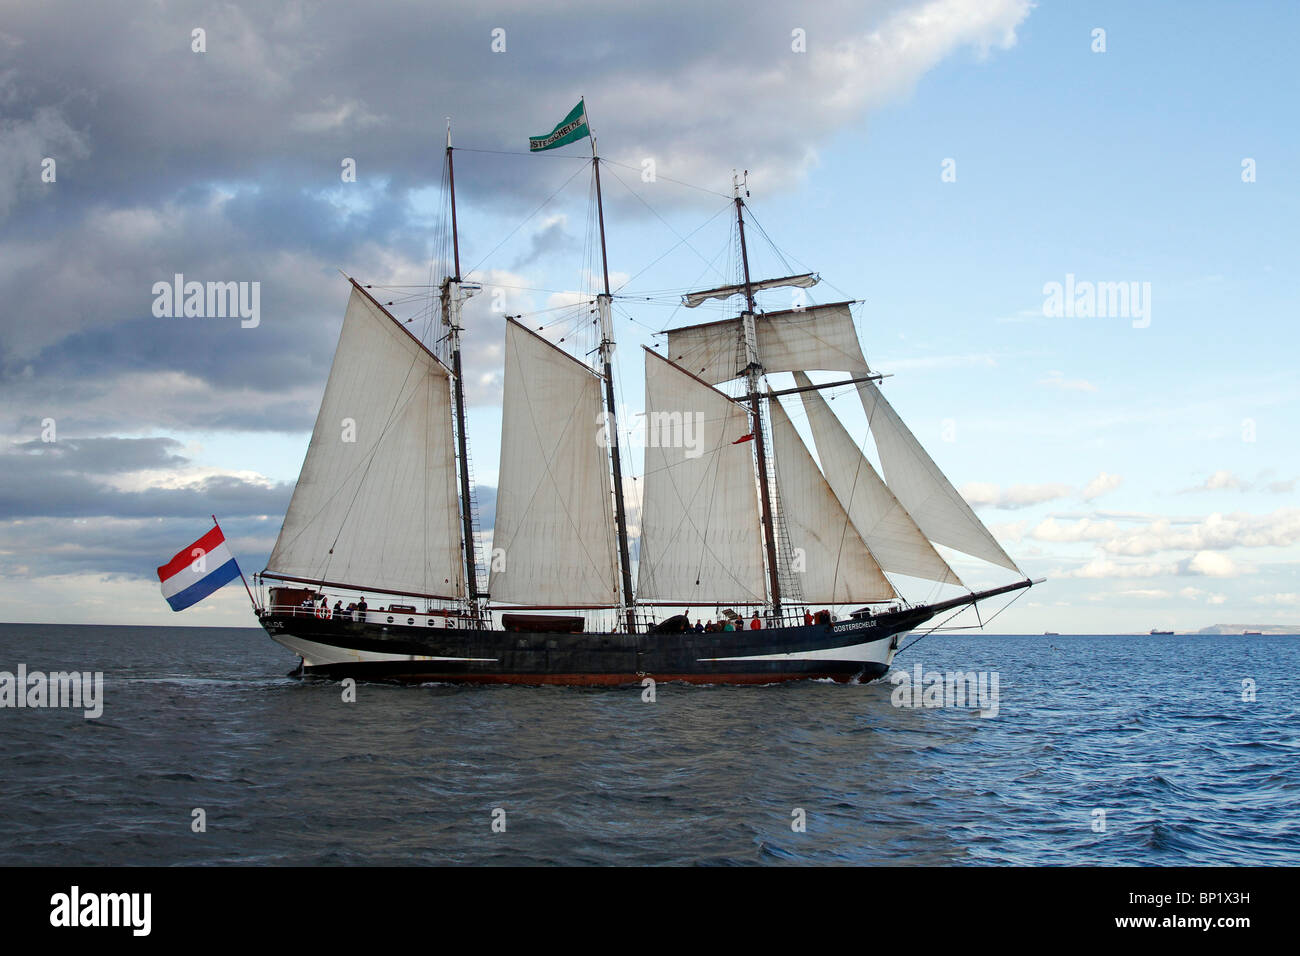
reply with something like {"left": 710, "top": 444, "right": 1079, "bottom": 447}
{"left": 1, "top": 624, "right": 1296, "bottom": 866}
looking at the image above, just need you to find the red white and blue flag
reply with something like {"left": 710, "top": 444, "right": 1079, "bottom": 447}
{"left": 157, "top": 524, "right": 242, "bottom": 612}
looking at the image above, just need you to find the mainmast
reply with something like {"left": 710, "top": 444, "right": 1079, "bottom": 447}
{"left": 443, "top": 122, "right": 482, "bottom": 620}
{"left": 733, "top": 174, "right": 782, "bottom": 613}
{"left": 591, "top": 134, "right": 638, "bottom": 634}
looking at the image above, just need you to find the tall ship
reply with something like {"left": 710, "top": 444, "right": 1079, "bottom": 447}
{"left": 254, "top": 110, "right": 1040, "bottom": 685}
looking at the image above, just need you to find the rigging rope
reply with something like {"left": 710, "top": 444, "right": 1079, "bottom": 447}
{"left": 894, "top": 584, "right": 1031, "bottom": 657}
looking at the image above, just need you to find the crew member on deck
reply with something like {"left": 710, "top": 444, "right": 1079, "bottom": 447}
{"left": 750, "top": 612, "right": 761, "bottom": 630}
{"left": 803, "top": 609, "right": 814, "bottom": 626}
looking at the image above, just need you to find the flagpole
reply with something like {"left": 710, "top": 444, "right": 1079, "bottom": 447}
{"left": 584, "top": 98, "right": 637, "bottom": 634}
{"left": 212, "top": 515, "right": 259, "bottom": 610}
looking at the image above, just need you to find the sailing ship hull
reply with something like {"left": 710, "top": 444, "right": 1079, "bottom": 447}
{"left": 258, "top": 608, "right": 936, "bottom": 686}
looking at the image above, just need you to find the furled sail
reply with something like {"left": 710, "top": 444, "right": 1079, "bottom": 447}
{"left": 682, "top": 272, "right": 819, "bottom": 308}
{"left": 856, "top": 381, "right": 1021, "bottom": 573}
{"left": 768, "top": 394, "right": 896, "bottom": 604}
{"left": 636, "top": 349, "right": 767, "bottom": 604}
{"left": 488, "top": 319, "right": 621, "bottom": 606}
{"left": 267, "top": 285, "right": 465, "bottom": 598}
{"left": 666, "top": 302, "right": 867, "bottom": 385}
{"left": 795, "top": 372, "right": 961, "bottom": 587}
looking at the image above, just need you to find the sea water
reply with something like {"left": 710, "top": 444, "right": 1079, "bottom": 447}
{"left": 0, "top": 624, "right": 1296, "bottom": 865}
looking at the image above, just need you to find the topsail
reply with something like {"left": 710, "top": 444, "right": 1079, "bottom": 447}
{"left": 681, "top": 272, "right": 819, "bottom": 308}
{"left": 666, "top": 302, "right": 867, "bottom": 385}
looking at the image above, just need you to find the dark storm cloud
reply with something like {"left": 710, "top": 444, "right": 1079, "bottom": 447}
{"left": 8, "top": 435, "right": 189, "bottom": 472}
{"left": 0, "top": 448, "right": 293, "bottom": 519}
{"left": 1, "top": 0, "right": 1029, "bottom": 393}
{"left": 512, "top": 217, "right": 579, "bottom": 271}
{"left": 1, "top": 0, "right": 873, "bottom": 208}
{"left": 0, "top": 435, "right": 289, "bottom": 522}
{"left": 0, "top": 0, "right": 1030, "bottom": 583}
{"left": 0, "top": 484, "right": 495, "bottom": 582}
{"left": 0, "top": 515, "right": 279, "bottom": 581}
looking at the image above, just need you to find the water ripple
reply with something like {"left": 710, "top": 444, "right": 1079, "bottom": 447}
{"left": 0, "top": 625, "right": 1297, "bottom": 865}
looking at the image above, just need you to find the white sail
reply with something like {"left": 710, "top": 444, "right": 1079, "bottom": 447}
{"left": 796, "top": 372, "right": 961, "bottom": 587}
{"left": 666, "top": 302, "right": 867, "bottom": 385}
{"left": 856, "top": 381, "right": 1021, "bottom": 573}
{"left": 636, "top": 349, "right": 767, "bottom": 604}
{"left": 267, "top": 285, "right": 465, "bottom": 598}
{"left": 768, "top": 395, "right": 896, "bottom": 604}
{"left": 682, "top": 272, "right": 818, "bottom": 308}
{"left": 488, "top": 320, "right": 621, "bottom": 606}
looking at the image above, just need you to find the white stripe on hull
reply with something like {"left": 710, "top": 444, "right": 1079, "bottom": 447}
{"left": 698, "top": 635, "right": 903, "bottom": 665}
{"left": 270, "top": 632, "right": 496, "bottom": 668}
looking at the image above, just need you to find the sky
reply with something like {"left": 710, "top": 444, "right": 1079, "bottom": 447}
{"left": 1, "top": 0, "right": 1296, "bottom": 632}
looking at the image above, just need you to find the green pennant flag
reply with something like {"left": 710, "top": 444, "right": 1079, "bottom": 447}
{"left": 529, "top": 99, "right": 590, "bottom": 152}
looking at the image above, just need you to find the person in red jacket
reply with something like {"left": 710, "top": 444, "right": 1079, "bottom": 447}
{"left": 749, "top": 612, "right": 761, "bottom": 630}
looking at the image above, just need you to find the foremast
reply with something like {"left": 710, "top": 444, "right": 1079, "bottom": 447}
{"left": 442, "top": 124, "right": 484, "bottom": 623}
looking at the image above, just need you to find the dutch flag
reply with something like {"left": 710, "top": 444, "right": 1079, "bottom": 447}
{"left": 157, "top": 523, "right": 242, "bottom": 612}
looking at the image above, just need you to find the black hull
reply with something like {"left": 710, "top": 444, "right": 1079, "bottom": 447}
{"left": 259, "top": 606, "right": 943, "bottom": 686}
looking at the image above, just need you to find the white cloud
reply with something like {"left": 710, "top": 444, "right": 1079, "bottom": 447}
{"left": 988, "top": 519, "right": 1030, "bottom": 542}
{"left": 1038, "top": 370, "right": 1098, "bottom": 393}
{"left": 613, "top": 0, "right": 1035, "bottom": 191}
{"left": 1204, "top": 469, "right": 1246, "bottom": 491}
{"left": 1080, "top": 471, "right": 1123, "bottom": 501}
{"left": 1252, "top": 592, "right": 1299, "bottom": 606}
{"left": 963, "top": 473, "right": 1123, "bottom": 512}
{"left": 1181, "top": 551, "right": 1239, "bottom": 578}
{"left": 1029, "top": 517, "right": 1122, "bottom": 543}
{"left": 1059, "top": 558, "right": 1177, "bottom": 579}
{"left": 962, "top": 481, "right": 1073, "bottom": 510}
{"left": 1056, "top": 551, "right": 1248, "bottom": 581}
{"left": 1101, "top": 509, "right": 1300, "bottom": 557}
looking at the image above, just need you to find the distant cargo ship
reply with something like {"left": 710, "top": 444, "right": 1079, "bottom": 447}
{"left": 1150, "top": 628, "right": 1174, "bottom": 635}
